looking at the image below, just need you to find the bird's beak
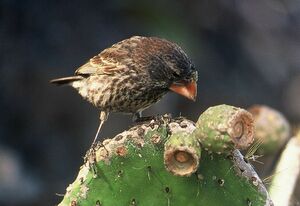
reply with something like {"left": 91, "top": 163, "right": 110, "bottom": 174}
{"left": 169, "top": 81, "right": 197, "bottom": 101}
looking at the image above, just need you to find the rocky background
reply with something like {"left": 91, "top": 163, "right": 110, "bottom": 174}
{"left": 1, "top": 0, "right": 300, "bottom": 205}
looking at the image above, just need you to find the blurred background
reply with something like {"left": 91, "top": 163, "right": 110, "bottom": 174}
{"left": 1, "top": 0, "right": 300, "bottom": 205}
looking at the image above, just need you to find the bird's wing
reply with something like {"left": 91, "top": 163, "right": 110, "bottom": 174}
{"left": 75, "top": 56, "right": 128, "bottom": 76}
{"left": 75, "top": 37, "right": 143, "bottom": 76}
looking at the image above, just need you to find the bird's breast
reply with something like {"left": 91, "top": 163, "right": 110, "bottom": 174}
{"left": 72, "top": 74, "right": 168, "bottom": 113}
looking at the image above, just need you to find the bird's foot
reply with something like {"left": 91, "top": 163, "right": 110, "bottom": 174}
{"left": 134, "top": 115, "right": 158, "bottom": 123}
{"left": 133, "top": 113, "right": 172, "bottom": 124}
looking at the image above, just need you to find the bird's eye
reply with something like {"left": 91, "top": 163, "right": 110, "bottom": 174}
{"left": 189, "top": 62, "right": 196, "bottom": 70}
{"left": 173, "top": 72, "right": 181, "bottom": 78}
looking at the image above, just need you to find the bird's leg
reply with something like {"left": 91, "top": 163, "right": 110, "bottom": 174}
{"left": 132, "top": 111, "right": 142, "bottom": 122}
{"left": 132, "top": 111, "right": 158, "bottom": 123}
{"left": 92, "top": 111, "right": 109, "bottom": 144}
{"left": 86, "top": 111, "right": 109, "bottom": 166}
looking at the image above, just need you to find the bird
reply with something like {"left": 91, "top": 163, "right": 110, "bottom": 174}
{"left": 50, "top": 36, "right": 198, "bottom": 145}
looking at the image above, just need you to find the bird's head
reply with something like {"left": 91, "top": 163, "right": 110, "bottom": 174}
{"left": 147, "top": 41, "right": 198, "bottom": 101}
{"left": 167, "top": 61, "right": 198, "bottom": 102}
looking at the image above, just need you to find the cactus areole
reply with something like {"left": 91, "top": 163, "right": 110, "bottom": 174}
{"left": 58, "top": 105, "right": 273, "bottom": 206}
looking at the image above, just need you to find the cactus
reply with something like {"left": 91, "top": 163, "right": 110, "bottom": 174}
{"left": 248, "top": 105, "right": 291, "bottom": 155}
{"left": 195, "top": 104, "right": 254, "bottom": 154}
{"left": 58, "top": 105, "right": 273, "bottom": 206}
{"left": 269, "top": 130, "right": 300, "bottom": 206}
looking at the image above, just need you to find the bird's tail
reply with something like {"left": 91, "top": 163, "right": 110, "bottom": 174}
{"left": 50, "top": 76, "right": 84, "bottom": 85}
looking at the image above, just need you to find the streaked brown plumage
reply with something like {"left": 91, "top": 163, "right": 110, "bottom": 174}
{"left": 50, "top": 36, "right": 198, "bottom": 144}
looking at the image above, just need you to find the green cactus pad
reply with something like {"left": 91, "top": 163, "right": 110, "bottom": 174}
{"left": 248, "top": 105, "right": 291, "bottom": 155}
{"left": 195, "top": 104, "right": 254, "bottom": 154}
{"left": 58, "top": 115, "right": 271, "bottom": 206}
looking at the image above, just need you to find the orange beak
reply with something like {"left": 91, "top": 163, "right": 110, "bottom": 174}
{"left": 169, "top": 81, "right": 197, "bottom": 101}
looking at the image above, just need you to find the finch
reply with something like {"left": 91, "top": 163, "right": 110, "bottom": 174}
{"left": 50, "top": 36, "right": 198, "bottom": 144}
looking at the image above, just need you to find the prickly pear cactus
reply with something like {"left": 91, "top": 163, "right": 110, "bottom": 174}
{"left": 58, "top": 105, "right": 273, "bottom": 206}
{"left": 248, "top": 105, "right": 291, "bottom": 155}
